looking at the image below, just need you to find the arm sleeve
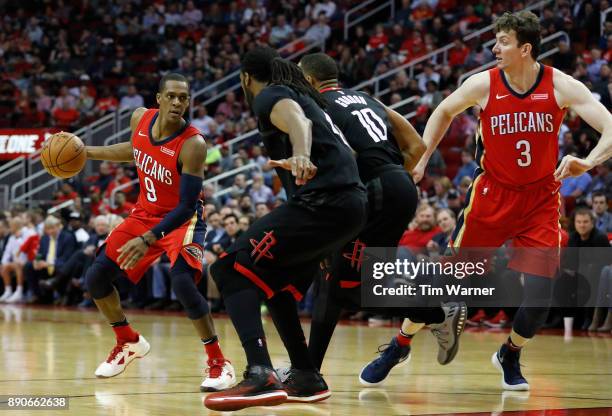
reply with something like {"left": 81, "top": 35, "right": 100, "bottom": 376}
{"left": 150, "top": 173, "right": 202, "bottom": 240}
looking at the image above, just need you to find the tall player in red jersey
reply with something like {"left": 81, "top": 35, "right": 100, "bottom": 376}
{"left": 412, "top": 11, "right": 612, "bottom": 391}
{"left": 82, "top": 73, "right": 235, "bottom": 391}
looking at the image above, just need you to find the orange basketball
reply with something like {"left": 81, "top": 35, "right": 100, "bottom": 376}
{"left": 40, "top": 132, "right": 87, "bottom": 179}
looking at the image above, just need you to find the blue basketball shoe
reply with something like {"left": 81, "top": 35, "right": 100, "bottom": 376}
{"left": 358, "top": 337, "right": 411, "bottom": 386}
{"left": 491, "top": 344, "right": 529, "bottom": 391}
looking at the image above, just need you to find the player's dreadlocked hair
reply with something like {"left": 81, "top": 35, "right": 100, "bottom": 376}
{"left": 241, "top": 46, "right": 327, "bottom": 108}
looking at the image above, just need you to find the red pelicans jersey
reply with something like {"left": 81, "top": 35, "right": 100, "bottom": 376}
{"left": 478, "top": 65, "right": 565, "bottom": 187}
{"left": 132, "top": 109, "right": 201, "bottom": 216}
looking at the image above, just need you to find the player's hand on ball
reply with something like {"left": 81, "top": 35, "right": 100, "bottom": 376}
{"left": 554, "top": 155, "right": 593, "bottom": 181}
{"left": 268, "top": 156, "right": 318, "bottom": 185}
{"left": 117, "top": 237, "right": 148, "bottom": 270}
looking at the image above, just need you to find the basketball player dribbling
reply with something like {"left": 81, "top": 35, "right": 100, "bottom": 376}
{"left": 81, "top": 73, "right": 235, "bottom": 391}
{"left": 412, "top": 11, "right": 612, "bottom": 390}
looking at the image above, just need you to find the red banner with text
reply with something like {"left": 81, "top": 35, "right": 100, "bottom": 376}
{"left": 0, "top": 128, "right": 59, "bottom": 160}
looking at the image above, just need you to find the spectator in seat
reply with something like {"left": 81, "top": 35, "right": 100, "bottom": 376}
{"left": 427, "top": 208, "right": 457, "bottom": 257}
{"left": 447, "top": 188, "right": 463, "bottom": 217}
{"left": 588, "top": 160, "right": 612, "bottom": 197}
{"left": 24, "top": 215, "right": 77, "bottom": 304}
{"left": 104, "top": 166, "right": 133, "bottom": 199}
{"left": 52, "top": 99, "right": 80, "bottom": 129}
{"left": 182, "top": 0, "right": 203, "bottom": 26}
{"left": 34, "top": 85, "right": 53, "bottom": 114}
{"left": 94, "top": 87, "right": 118, "bottom": 117}
{"left": 204, "top": 211, "right": 229, "bottom": 253}
{"left": 41, "top": 215, "right": 110, "bottom": 306}
{"left": 0, "top": 217, "right": 36, "bottom": 303}
{"left": 308, "top": 1, "right": 337, "bottom": 20}
{"left": 119, "top": 84, "right": 144, "bottom": 110}
{"left": 238, "top": 215, "right": 252, "bottom": 232}
{"left": 238, "top": 194, "right": 255, "bottom": 216}
{"left": 269, "top": 15, "right": 293, "bottom": 46}
{"left": 77, "top": 86, "right": 95, "bottom": 118}
{"left": 399, "top": 204, "right": 441, "bottom": 255}
{"left": 110, "top": 191, "right": 135, "bottom": 217}
{"left": 305, "top": 13, "right": 331, "bottom": 46}
{"left": 448, "top": 37, "right": 470, "bottom": 67}
{"left": 563, "top": 209, "right": 610, "bottom": 332}
{"left": 216, "top": 92, "right": 238, "bottom": 119}
{"left": 561, "top": 165, "right": 592, "bottom": 199}
{"left": 249, "top": 173, "right": 274, "bottom": 205}
{"left": 52, "top": 86, "right": 77, "bottom": 111}
{"left": 417, "top": 65, "right": 441, "bottom": 93}
{"left": 66, "top": 211, "right": 91, "bottom": 248}
{"left": 592, "top": 191, "right": 612, "bottom": 234}
{"left": 453, "top": 149, "right": 478, "bottom": 187}
{"left": 255, "top": 202, "right": 270, "bottom": 219}
{"left": 367, "top": 24, "right": 388, "bottom": 51}
{"left": 192, "top": 105, "right": 214, "bottom": 136}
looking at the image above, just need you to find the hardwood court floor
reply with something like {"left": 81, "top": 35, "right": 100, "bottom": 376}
{"left": 0, "top": 305, "right": 610, "bottom": 415}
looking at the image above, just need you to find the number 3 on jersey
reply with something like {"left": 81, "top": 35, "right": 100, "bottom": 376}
{"left": 351, "top": 108, "right": 387, "bottom": 142}
{"left": 144, "top": 177, "right": 157, "bottom": 202}
{"left": 516, "top": 139, "right": 531, "bottom": 167}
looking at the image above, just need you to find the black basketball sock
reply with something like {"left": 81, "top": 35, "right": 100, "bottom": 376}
{"left": 224, "top": 289, "right": 272, "bottom": 368}
{"left": 266, "top": 291, "right": 315, "bottom": 371}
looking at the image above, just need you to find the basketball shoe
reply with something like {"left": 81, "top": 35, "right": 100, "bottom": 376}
{"left": 466, "top": 309, "right": 487, "bottom": 326}
{"left": 200, "top": 358, "right": 236, "bottom": 392}
{"left": 94, "top": 335, "right": 150, "bottom": 378}
{"left": 204, "top": 365, "right": 287, "bottom": 411}
{"left": 484, "top": 310, "right": 509, "bottom": 328}
{"left": 358, "top": 337, "right": 411, "bottom": 386}
{"left": 429, "top": 302, "right": 467, "bottom": 365}
{"left": 281, "top": 368, "right": 331, "bottom": 403}
{"left": 491, "top": 344, "right": 529, "bottom": 390}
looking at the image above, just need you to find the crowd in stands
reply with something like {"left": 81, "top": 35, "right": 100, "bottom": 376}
{"left": 0, "top": 0, "right": 611, "bottom": 331}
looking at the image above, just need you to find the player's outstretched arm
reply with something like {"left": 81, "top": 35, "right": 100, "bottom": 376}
{"left": 412, "top": 72, "right": 489, "bottom": 183}
{"left": 384, "top": 105, "right": 426, "bottom": 173}
{"left": 85, "top": 107, "right": 146, "bottom": 162}
{"left": 268, "top": 98, "right": 317, "bottom": 185}
{"left": 117, "top": 135, "right": 206, "bottom": 270}
{"left": 553, "top": 70, "right": 612, "bottom": 180}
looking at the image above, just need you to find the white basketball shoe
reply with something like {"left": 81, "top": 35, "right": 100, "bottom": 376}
{"left": 95, "top": 335, "right": 150, "bottom": 378}
{"left": 200, "top": 358, "right": 236, "bottom": 392}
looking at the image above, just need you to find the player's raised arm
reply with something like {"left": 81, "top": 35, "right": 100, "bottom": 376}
{"left": 384, "top": 105, "right": 426, "bottom": 172}
{"left": 553, "top": 70, "right": 612, "bottom": 180}
{"left": 268, "top": 98, "right": 318, "bottom": 185}
{"left": 412, "top": 72, "right": 489, "bottom": 183}
{"left": 85, "top": 107, "right": 146, "bottom": 162}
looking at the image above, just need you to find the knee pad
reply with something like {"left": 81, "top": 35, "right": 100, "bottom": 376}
{"left": 85, "top": 249, "right": 122, "bottom": 299}
{"left": 170, "top": 257, "right": 209, "bottom": 320}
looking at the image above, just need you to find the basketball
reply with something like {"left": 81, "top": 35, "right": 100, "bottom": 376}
{"left": 40, "top": 131, "right": 87, "bottom": 179}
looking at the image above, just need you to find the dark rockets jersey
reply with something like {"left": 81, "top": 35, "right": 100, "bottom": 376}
{"left": 322, "top": 87, "right": 404, "bottom": 182}
{"left": 252, "top": 84, "right": 362, "bottom": 200}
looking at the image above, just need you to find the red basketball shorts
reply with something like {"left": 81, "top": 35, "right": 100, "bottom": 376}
{"left": 450, "top": 173, "right": 561, "bottom": 278}
{"left": 104, "top": 205, "right": 206, "bottom": 283}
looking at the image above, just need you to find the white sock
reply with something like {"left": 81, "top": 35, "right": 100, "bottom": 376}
{"left": 14, "top": 286, "right": 22, "bottom": 294}
{"left": 1, "top": 287, "right": 13, "bottom": 298}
